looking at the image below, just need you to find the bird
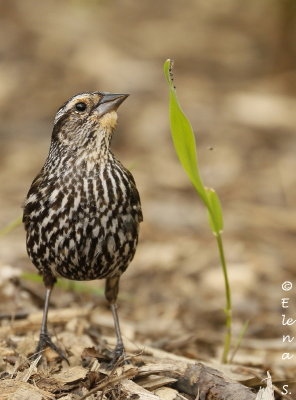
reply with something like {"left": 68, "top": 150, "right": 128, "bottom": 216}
{"left": 23, "top": 91, "right": 143, "bottom": 363}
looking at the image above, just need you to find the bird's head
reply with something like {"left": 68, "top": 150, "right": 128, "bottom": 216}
{"left": 51, "top": 92, "right": 129, "bottom": 159}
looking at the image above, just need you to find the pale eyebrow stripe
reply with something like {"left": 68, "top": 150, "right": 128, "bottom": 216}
{"left": 54, "top": 93, "right": 92, "bottom": 124}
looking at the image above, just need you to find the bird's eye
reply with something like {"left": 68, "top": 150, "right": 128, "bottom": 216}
{"left": 75, "top": 102, "right": 87, "bottom": 112}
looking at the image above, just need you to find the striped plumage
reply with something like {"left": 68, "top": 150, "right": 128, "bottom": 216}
{"left": 24, "top": 148, "right": 141, "bottom": 281}
{"left": 23, "top": 92, "right": 142, "bottom": 362}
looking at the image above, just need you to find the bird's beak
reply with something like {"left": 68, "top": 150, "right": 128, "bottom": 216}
{"left": 96, "top": 93, "right": 129, "bottom": 117}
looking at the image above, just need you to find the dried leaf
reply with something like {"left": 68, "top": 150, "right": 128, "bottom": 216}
{"left": 52, "top": 366, "right": 88, "bottom": 384}
{"left": 0, "top": 380, "right": 54, "bottom": 400}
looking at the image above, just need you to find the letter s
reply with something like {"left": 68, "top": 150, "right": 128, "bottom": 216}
{"left": 281, "top": 384, "right": 289, "bottom": 394}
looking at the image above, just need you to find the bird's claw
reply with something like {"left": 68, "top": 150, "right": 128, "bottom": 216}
{"left": 33, "top": 332, "right": 69, "bottom": 364}
{"left": 109, "top": 343, "right": 130, "bottom": 367}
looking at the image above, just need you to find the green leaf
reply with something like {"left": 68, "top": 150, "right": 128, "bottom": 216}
{"left": 22, "top": 272, "right": 43, "bottom": 283}
{"left": 164, "top": 60, "right": 207, "bottom": 205}
{"left": 164, "top": 59, "right": 224, "bottom": 235}
{"left": 205, "top": 188, "right": 224, "bottom": 234}
{"left": 57, "top": 280, "right": 104, "bottom": 296}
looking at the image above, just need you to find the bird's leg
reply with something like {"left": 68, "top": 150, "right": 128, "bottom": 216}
{"left": 105, "top": 276, "right": 125, "bottom": 363}
{"left": 34, "top": 274, "right": 68, "bottom": 363}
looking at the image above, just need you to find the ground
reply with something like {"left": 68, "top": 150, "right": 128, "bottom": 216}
{"left": 1, "top": 1, "right": 296, "bottom": 399}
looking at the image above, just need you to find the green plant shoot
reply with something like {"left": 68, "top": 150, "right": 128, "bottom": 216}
{"left": 164, "top": 59, "right": 232, "bottom": 363}
{"left": 0, "top": 216, "right": 22, "bottom": 237}
{"left": 22, "top": 272, "right": 105, "bottom": 296}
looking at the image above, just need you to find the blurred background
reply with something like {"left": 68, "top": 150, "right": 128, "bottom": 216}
{"left": 1, "top": 0, "right": 296, "bottom": 373}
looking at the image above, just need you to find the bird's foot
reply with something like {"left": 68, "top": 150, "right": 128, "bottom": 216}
{"left": 109, "top": 343, "right": 130, "bottom": 367}
{"left": 33, "top": 332, "right": 69, "bottom": 364}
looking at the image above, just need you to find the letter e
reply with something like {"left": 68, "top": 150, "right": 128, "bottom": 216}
{"left": 281, "top": 298, "right": 289, "bottom": 308}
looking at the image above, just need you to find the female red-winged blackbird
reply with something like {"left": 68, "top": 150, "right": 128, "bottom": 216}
{"left": 23, "top": 92, "right": 143, "bottom": 363}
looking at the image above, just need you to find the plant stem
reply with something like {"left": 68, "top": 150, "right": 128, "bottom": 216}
{"left": 229, "top": 320, "right": 249, "bottom": 363}
{"left": 0, "top": 216, "right": 22, "bottom": 237}
{"left": 216, "top": 233, "right": 232, "bottom": 363}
